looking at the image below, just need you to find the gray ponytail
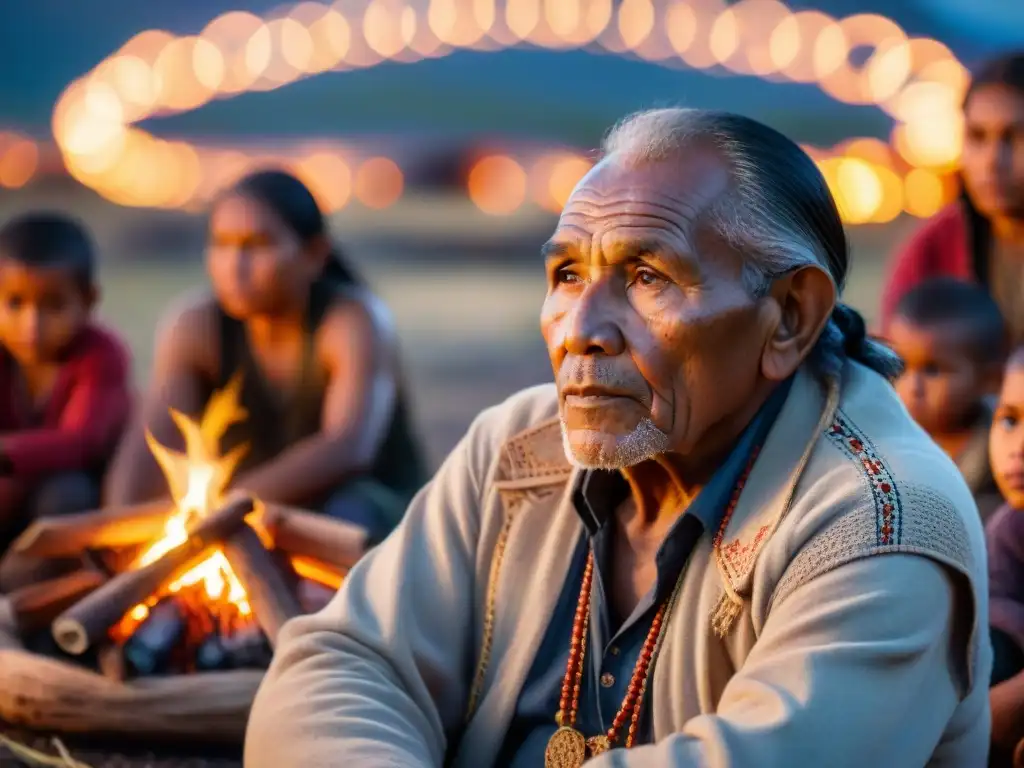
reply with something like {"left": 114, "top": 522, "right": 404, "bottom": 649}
{"left": 815, "top": 303, "right": 903, "bottom": 382}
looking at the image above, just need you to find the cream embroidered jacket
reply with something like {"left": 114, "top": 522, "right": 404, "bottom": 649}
{"left": 244, "top": 362, "right": 991, "bottom": 768}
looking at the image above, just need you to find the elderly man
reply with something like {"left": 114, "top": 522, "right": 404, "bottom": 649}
{"left": 244, "top": 109, "right": 991, "bottom": 767}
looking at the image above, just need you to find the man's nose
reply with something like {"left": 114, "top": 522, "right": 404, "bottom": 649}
{"left": 563, "top": 283, "right": 625, "bottom": 356}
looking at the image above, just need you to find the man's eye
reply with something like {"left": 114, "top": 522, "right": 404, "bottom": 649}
{"left": 634, "top": 268, "right": 663, "bottom": 287}
{"left": 555, "top": 268, "right": 581, "bottom": 285}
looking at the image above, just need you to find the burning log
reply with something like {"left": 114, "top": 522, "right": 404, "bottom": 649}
{"left": 51, "top": 496, "right": 255, "bottom": 656}
{"left": 10, "top": 498, "right": 172, "bottom": 559}
{"left": 262, "top": 504, "right": 368, "bottom": 571}
{"left": 123, "top": 598, "right": 187, "bottom": 676}
{"left": 291, "top": 555, "right": 346, "bottom": 590}
{"left": 222, "top": 524, "right": 302, "bottom": 646}
{"left": 6, "top": 568, "right": 108, "bottom": 635}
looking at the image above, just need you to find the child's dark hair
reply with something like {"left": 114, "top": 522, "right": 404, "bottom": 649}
{"left": 0, "top": 212, "right": 95, "bottom": 290}
{"left": 894, "top": 277, "right": 1007, "bottom": 363}
{"left": 225, "top": 169, "right": 363, "bottom": 286}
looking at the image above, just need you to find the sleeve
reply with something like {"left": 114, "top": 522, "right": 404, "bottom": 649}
{"left": 2, "top": 335, "right": 132, "bottom": 477}
{"left": 987, "top": 509, "right": 1024, "bottom": 651}
{"left": 878, "top": 224, "right": 940, "bottom": 330}
{"left": 244, "top": 413, "right": 492, "bottom": 768}
{"left": 589, "top": 554, "right": 973, "bottom": 768}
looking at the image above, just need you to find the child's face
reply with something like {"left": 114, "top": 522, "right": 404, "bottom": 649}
{"left": 991, "top": 365, "right": 1024, "bottom": 508}
{"left": 206, "top": 194, "right": 324, "bottom": 319}
{"left": 890, "top": 317, "right": 986, "bottom": 433}
{"left": 0, "top": 259, "right": 92, "bottom": 367}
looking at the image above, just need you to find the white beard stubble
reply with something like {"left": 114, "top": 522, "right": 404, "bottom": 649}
{"left": 560, "top": 416, "right": 672, "bottom": 470}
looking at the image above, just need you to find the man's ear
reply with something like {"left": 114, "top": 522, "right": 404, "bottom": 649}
{"left": 760, "top": 265, "right": 836, "bottom": 381}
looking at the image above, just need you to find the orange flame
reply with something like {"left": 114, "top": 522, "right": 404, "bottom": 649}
{"left": 127, "top": 374, "right": 253, "bottom": 624}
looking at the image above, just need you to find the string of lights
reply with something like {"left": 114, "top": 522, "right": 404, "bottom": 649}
{"left": 47, "top": 0, "right": 969, "bottom": 224}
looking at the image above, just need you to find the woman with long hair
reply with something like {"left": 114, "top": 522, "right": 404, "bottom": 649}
{"left": 105, "top": 169, "right": 427, "bottom": 543}
{"left": 880, "top": 52, "right": 1024, "bottom": 339}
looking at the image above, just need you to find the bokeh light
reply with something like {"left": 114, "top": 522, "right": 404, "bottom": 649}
{"left": 45, "top": 0, "right": 970, "bottom": 220}
{"left": 468, "top": 155, "right": 528, "bottom": 215}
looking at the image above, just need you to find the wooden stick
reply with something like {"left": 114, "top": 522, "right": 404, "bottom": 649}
{"left": 6, "top": 569, "right": 108, "bottom": 636}
{"left": 51, "top": 496, "right": 254, "bottom": 656}
{"left": 290, "top": 555, "right": 345, "bottom": 591}
{"left": 222, "top": 523, "right": 302, "bottom": 647}
{"left": 0, "top": 648, "right": 261, "bottom": 742}
{"left": 10, "top": 499, "right": 172, "bottom": 559}
{"left": 97, "top": 642, "right": 127, "bottom": 682}
{"left": 263, "top": 504, "right": 369, "bottom": 571}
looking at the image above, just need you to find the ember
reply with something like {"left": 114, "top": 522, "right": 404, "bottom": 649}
{"left": 1, "top": 375, "right": 370, "bottom": 686}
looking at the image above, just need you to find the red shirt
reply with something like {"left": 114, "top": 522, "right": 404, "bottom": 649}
{"left": 879, "top": 204, "right": 974, "bottom": 329}
{"left": 0, "top": 324, "right": 132, "bottom": 478}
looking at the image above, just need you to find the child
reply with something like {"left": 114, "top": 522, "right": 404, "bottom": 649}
{"left": 888, "top": 276, "right": 1006, "bottom": 522}
{"left": 984, "top": 348, "right": 1024, "bottom": 757}
{"left": 105, "top": 170, "right": 426, "bottom": 544}
{"left": 0, "top": 212, "right": 132, "bottom": 571}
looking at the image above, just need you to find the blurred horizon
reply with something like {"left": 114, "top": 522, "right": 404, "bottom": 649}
{"left": 0, "top": 0, "right": 1020, "bottom": 462}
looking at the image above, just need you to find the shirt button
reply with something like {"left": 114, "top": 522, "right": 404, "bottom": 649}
{"left": 600, "top": 672, "right": 615, "bottom": 688}
{"left": 609, "top": 646, "right": 620, "bottom": 656}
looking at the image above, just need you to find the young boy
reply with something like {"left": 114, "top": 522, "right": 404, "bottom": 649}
{"left": 0, "top": 212, "right": 132, "bottom": 571}
{"left": 888, "top": 276, "right": 1007, "bottom": 522}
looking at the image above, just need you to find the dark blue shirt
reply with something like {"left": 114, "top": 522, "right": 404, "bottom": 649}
{"left": 497, "top": 380, "right": 792, "bottom": 765}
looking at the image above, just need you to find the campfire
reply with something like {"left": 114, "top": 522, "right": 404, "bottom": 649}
{"left": 0, "top": 376, "right": 369, "bottom": 742}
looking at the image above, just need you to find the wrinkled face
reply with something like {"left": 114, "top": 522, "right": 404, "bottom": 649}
{"left": 991, "top": 365, "right": 1024, "bottom": 508}
{"left": 890, "top": 317, "right": 984, "bottom": 433}
{"left": 540, "top": 154, "right": 777, "bottom": 470}
{"left": 962, "top": 85, "right": 1024, "bottom": 221}
{"left": 207, "top": 194, "right": 322, "bottom": 319}
{"left": 0, "top": 259, "right": 92, "bottom": 367}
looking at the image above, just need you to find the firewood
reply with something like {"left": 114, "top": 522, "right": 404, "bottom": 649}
{"left": 290, "top": 555, "right": 345, "bottom": 591}
{"left": 123, "top": 598, "right": 186, "bottom": 676}
{"left": 0, "top": 648, "right": 261, "bottom": 742}
{"left": 10, "top": 499, "right": 172, "bottom": 559}
{"left": 97, "top": 642, "right": 127, "bottom": 682}
{"left": 6, "top": 569, "right": 107, "bottom": 635}
{"left": 0, "top": 598, "right": 23, "bottom": 650}
{"left": 51, "top": 496, "right": 255, "bottom": 656}
{"left": 222, "top": 524, "right": 302, "bottom": 647}
{"left": 262, "top": 504, "right": 368, "bottom": 572}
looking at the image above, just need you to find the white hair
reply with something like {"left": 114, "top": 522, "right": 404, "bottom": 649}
{"left": 601, "top": 108, "right": 902, "bottom": 383}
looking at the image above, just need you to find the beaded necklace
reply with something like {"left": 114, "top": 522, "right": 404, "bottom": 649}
{"left": 543, "top": 447, "right": 759, "bottom": 768}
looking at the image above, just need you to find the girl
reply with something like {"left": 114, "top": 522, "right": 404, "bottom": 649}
{"left": 881, "top": 52, "right": 1024, "bottom": 339}
{"left": 105, "top": 169, "right": 426, "bottom": 543}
